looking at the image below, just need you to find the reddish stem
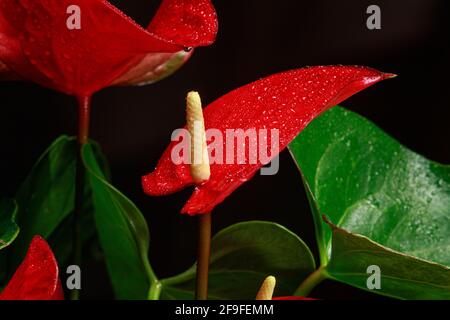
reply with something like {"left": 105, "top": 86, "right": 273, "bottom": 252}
{"left": 77, "top": 96, "right": 91, "bottom": 145}
{"left": 195, "top": 212, "right": 212, "bottom": 300}
{"left": 71, "top": 96, "right": 91, "bottom": 300}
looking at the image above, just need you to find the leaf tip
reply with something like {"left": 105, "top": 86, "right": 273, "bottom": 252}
{"left": 383, "top": 73, "right": 397, "bottom": 79}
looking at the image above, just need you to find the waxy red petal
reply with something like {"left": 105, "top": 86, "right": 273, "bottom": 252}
{"left": 116, "top": 0, "right": 217, "bottom": 86}
{"left": 148, "top": 0, "right": 218, "bottom": 47}
{"left": 142, "top": 66, "right": 393, "bottom": 215}
{"left": 113, "top": 50, "right": 193, "bottom": 86}
{"left": 0, "top": 236, "right": 63, "bottom": 300}
{"left": 0, "top": 0, "right": 217, "bottom": 95}
{"left": 0, "top": 59, "right": 17, "bottom": 80}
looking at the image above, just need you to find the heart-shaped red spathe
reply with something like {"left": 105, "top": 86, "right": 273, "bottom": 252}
{"left": 113, "top": 50, "right": 193, "bottom": 86}
{"left": 142, "top": 66, "right": 394, "bottom": 215}
{"left": 0, "top": 236, "right": 63, "bottom": 300}
{"left": 147, "top": 0, "right": 218, "bottom": 48}
{"left": 0, "top": 0, "right": 217, "bottom": 95}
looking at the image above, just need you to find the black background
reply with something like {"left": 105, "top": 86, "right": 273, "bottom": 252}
{"left": 1, "top": 0, "right": 449, "bottom": 299}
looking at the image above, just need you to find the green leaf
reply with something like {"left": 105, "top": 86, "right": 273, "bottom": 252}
{"left": 82, "top": 144, "right": 155, "bottom": 299}
{"left": 10, "top": 136, "right": 103, "bottom": 269}
{"left": 160, "top": 221, "right": 316, "bottom": 300}
{"left": 47, "top": 141, "right": 109, "bottom": 266}
{"left": 0, "top": 199, "right": 19, "bottom": 250}
{"left": 289, "top": 106, "right": 450, "bottom": 299}
{"left": 11, "top": 136, "right": 77, "bottom": 267}
{"left": 7, "top": 135, "right": 150, "bottom": 298}
{"left": 46, "top": 197, "right": 97, "bottom": 266}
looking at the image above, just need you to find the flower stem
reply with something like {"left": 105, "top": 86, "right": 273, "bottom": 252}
{"left": 294, "top": 266, "right": 328, "bottom": 297}
{"left": 195, "top": 212, "right": 212, "bottom": 300}
{"left": 70, "top": 95, "right": 91, "bottom": 300}
{"left": 148, "top": 280, "right": 162, "bottom": 300}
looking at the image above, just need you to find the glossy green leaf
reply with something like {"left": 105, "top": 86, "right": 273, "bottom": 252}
{"left": 82, "top": 144, "right": 155, "bottom": 299}
{"left": 11, "top": 136, "right": 77, "bottom": 267}
{"left": 0, "top": 199, "right": 19, "bottom": 250}
{"left": 10, "top": 136, "right": 103, "bottom": 269}
{"left": 289, "top": 106, "right": 450, "bottom": 299}
{"left": 6, "top": 135, "right": 149, "bottom": 298}
{"left": 47, "top": 193, "right": 97, "bottom": 266}
{"left": 0, "top": 198, "right": 16, "bottom": 285}
{"left": 160, "top": 221, "right": 316, "bottom": 300}
{"left": 48, "top": 141, "right": 109, "bottom": 266}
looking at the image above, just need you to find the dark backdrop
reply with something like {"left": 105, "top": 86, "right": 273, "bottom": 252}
{"left": 1, "top": 0, "right": 449, "bottom": 299}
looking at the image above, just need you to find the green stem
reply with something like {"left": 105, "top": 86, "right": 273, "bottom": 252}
{"left": 148, "top": 280, "right": 162, "bottom": 300}
{"left": 143, "top": 256, "right": 158, "bottom": 287}
{"left": 195, "top": 212, "right": 212, "bottom": 300}
{"left": 159, "top": 269, "right": 194, "bottom": 286}
{"left": 294, "top": 266, "right": 328, "bottom": 297}
{"left": 143, "top": 249, "right": 160, "bottom": 300}
{"left": 70, "top": 95, "right": 91, "bottom": 301}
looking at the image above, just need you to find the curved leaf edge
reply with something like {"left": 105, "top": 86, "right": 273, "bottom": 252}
{"left": 324, "top": 217, "right": 450, "bottom": 299}
{"left": 81, "top": 144, "right": 157, "bottom": 288}
{"left": 0, "top": 199, "right": 19, "bottom": 250}
{"left": 288, "top": 106, "right": 450, "bottom": 299}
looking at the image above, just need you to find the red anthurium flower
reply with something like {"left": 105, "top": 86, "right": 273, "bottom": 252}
{"left": 142, "top": 66, "right": 394, "bottom": 215}
{"left": 0, "top": 0, "right": 217, "bottom": 95}
{"left": 0, "top": 236, "right": 63, "bottom": 300}
{"left": 113, "top": 51, "right": 193, "bottom": 87}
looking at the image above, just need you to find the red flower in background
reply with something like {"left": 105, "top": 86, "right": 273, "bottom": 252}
{"left": 0, "top": 236, "right": 63, "bottom": 300}
{"left": 0, "top": 0, "right": 218, "bottom": 95}
{"left": 142, "top": 66, "right": 394, "bottom": 215}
